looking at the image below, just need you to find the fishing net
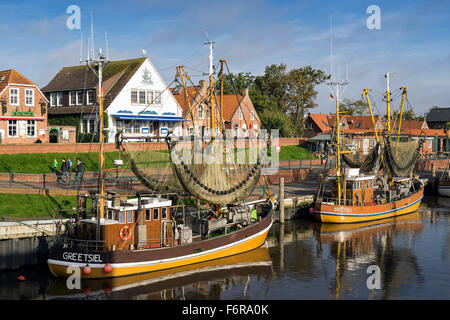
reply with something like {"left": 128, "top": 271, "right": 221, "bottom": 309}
{"left": 384, "top": 137, "right": 423, "bottom": 177}
{"left": 170, "top": 135, "right": 267, "bottom": 205}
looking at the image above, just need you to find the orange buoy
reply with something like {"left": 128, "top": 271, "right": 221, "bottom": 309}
{"left": 83, "top": 265, "right": 92, "bottom": 275}
{"left": 104, "top": 263, "right": 112, "bottom": 273}
{"left": 17, "top": 275, "right": 26, "bottom": 281}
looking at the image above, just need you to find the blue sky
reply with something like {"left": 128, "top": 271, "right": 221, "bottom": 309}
{"left": 1, "top": 0, "right": 449, "bottom": 116}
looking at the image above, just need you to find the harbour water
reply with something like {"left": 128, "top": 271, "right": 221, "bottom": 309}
{"left": 1, "top": 196, "right": 448, "bottom": 300}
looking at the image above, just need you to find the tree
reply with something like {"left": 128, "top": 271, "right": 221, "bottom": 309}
{"left": 339, "top": 98, "right": 369, "bottom": 116}
{"left": 215, "top": 72, "right": 255, "bottom": 95}
{"left": 249, "top": 64, "right": 328, "bottom": 136}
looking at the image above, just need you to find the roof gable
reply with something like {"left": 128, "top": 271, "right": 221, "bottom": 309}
{"left": 0, "top": 69, "right": 36, "bottom": 93}
{"left": 41, "top": 57, "right": 146, "bottom": 110}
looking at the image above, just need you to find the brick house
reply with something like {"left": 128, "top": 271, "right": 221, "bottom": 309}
{"left": 171, "top": 80, "right": 261, "bottom": 137}
{"left": 0, "top": 69, "right": 49, "bottom": 144}
{"left": 41, "top": 57, "right": 182, "bottom": 142}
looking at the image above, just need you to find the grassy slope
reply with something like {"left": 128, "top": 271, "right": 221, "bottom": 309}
{"left": 0, "top": 194, "right": 86, "bottom": 219}
{"left": 0, "top": 145, "right": 314, "bottom": 174}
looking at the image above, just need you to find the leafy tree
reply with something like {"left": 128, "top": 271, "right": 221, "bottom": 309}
{"left": 339, "top": 98, "right": 369, "bottom": 116}
{"left": 215, "top": 72, "right": 255, "bottom": 95}
{"left": 249, "top": 64, "right": 328, "bottom": 136}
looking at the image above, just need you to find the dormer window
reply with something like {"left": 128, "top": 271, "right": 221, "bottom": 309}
{"left": 87, "top": 90, "right": 95, "bottom": 105}
{"left": 76, "top": 90, "right": 83, "bottom": 105}
{"left": 50, "top": 92, "right": 57, "bottom": 107}
{"left": 57, "top": 92, "right": 63, "bottom": 106}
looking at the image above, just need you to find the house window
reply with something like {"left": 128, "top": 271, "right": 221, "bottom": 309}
{"left": 69, "top": 91, "right": 76, "bottom": 106}
{"left": 250, "top": 111, "right": 255, "bottom": 121}
{"left": 86, "top": 90, "right": 95, "bottom": 105}
{"left": 145, "top": 209, "right": 151, "bottom": 221}
{"left": 132, "top": 122, "right": 140, "bottom": 134}
{"left": 82, "top": 118, "right": 96, "bottom": 133}
{"left": 57, "top": 92, "right": 63, "bottom": 106}
{"left": 153, "top": 91, "right": 161, "bottom": 104}
{"left": 26, "top": 120, "right": 36, "bottom": 137}
{"left": 76, "top": 90, "right": 83, "bottom": 105}
{"left": 131, "top": 90, "right": 138, "bottom": 104}
{"left": 238, "top": 109, "right": 243, "bottom": 120}
{"left": 8, "top": 120, "right": 17, "bottom": 137}
{"left": 139, "top": 91, "right": 146, "bottom": 104}
{"left": 147, "top": 91, "right": 154, "bottom": 104}
{"left": 153, "top": 208, "right": 159, "bottom": 220}
{"left": 188, "top": 126, "right": 194, "bottom": 135}
{"left": 9, "top": 88, "right": 19, "bottom": 105}
{"left": 161, "top": 207, "right": 167, "bottom": 219}
{"left": 198, "top": 106, "right": 204, "bottom": 119}
{"left": 50, "top": 92, "right": 57, "bottom": 107}
{"left": 25, "top": 89, "right": 34, "bottom": 106}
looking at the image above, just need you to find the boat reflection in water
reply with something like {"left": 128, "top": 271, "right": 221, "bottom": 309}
{"left": 47, "top": 246, "right": 272, "bottom": 300}
{"left": 313, "top": 211, "right": 424, "bottom": 299}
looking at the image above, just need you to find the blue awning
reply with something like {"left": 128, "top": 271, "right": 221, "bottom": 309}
{"left": 113, "top": 114, "right": 185, "bottom": 122}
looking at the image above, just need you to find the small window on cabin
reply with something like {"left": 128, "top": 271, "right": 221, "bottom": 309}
{"left": 153, "top": 208, "right": 159, "bottom": 220}
{"left": 145, "top": 209, "right": 151, "bottom": 221}
{"left": 119, "top": 211, "right": 126, "bottom": 223}
{"left": 162, "top": 207, "right": 167, "bottom": 219}
{"left": 112, "top": 211, "right": 117, "bottom": 221}
{"left": 127, "top": 211, "right": 133, "bottom": 223}
{"left": 356, "top": 122, "right": 361, "bottom": 128}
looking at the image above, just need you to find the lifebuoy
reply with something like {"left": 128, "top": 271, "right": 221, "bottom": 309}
{"left": 119, "top": 225, "right": 131, "bottom": 241}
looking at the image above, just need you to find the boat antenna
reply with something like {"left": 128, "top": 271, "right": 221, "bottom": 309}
{"left": 326, "top": 16, "right": 348, "bottom": 204}
{"left": 105, "top": 29, "right": 110, "bottom": 60}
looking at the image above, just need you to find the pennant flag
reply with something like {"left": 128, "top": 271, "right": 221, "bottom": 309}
{"left": 329, "top": 94, "right": 333, "bottom": 101}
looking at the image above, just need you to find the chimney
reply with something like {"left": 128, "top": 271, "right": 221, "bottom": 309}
{"left": 243, "top": 88, "right": 249, "bottom": 96}
{"left": 199, "top": 80, "right": 207, "bottom": 88}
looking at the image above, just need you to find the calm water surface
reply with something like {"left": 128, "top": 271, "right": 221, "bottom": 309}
{"left": 1, "top": 196, "right": 449, "bottom": 300}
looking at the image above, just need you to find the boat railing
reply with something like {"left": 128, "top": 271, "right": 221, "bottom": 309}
{"left": 55, "top": 237, "right": 107, "bottom": 252}
{"left": 319, "top": 188, "right": 421, "bottom": 207}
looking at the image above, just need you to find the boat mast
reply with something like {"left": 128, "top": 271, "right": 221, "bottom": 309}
{"left": 205, "top": 36, "right": 216, "bottom": 139}
{"left": 97, "top": 50, "right": 107, "bottom": 221}
{"left": 385, "top": 73, "right": 391, "bottom": 132}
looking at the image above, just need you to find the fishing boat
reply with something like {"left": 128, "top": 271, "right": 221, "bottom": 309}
{"left": 47, "top": 44, "right": 275, "bottom": 279}
{"left": 314, "top": 73, "right": 424, "bottom": 223}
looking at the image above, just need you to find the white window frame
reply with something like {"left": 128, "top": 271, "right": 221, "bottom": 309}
{"left": 198, "top": 105, "right": 204, "bottom": 119}
{"left": 50, "top": 92, "right": 57, "bottom": 107}
{"left": 76, "top": 90, "right": 83, "bottom": 106}
{"left": 9, "top": 88, "right": 19, "bottom": 106}
{"left": 131, "top": 90, "right": 138, "bottom": 104}
{"left": 86, "top": 90, "right": 95, "bottom": 105}
{"left": 26, "top": 120, "right": 36, "bottom": 137}
{"left": 126, "top": 211, "right": 133, "bottom": 223}
{"left": 57, "top": 92, "right": 63, "bottom": 106}
{"left": 25, "top": 89, "right": 34, "bottom": 106}
{"left": 238, "top": 108, "right": 243, "bottom": 120}
{"left": 162, "top": 207, "right": 167, "bottom": 219}
{"left": 250, "top": 111, "right": 255, "bottom": 121}
{"left": 145, "top": 209, "right": 151, "bottom": 221}
{"left": 69, "top": 91, "right": 76, "bottom": 106}
{"left": 8, "top": 120, "right": 18, "bottom": 137}
{"left": 138, "top": 90, "right": 146, "bottom": 104}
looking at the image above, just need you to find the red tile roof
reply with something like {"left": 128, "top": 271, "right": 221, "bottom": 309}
{"left": 0, "top": 69, "right": 36, "bottom": 93}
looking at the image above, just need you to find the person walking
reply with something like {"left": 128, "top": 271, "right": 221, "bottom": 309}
{"left": 60, "top": 158, "right": 68, "bottom": 184}
{"left": 52, "top": 159, "right": 58, "bottom": 173}
{"left": 76, "top": 159, "right": 84, "bottom": 184}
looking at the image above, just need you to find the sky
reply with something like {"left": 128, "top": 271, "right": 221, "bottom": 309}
{"left": 0, "top": 0, "right": 449, "bottom": 117}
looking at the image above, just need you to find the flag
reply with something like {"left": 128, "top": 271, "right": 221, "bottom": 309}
{"left": 329, "top": 94, "right": 333, "bottom": 101}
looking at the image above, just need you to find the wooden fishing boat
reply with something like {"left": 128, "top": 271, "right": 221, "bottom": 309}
{"left": 437, "top": 160, "right": 450, "bottom": 197}
{"left": 314, "top": 74, "right": 424, "bottom": 224}
{"left": 48, "top": 192, "right": 273, "bottom": 279}
{"left": 314, "top": 170, "right": 424, "bottom": 223}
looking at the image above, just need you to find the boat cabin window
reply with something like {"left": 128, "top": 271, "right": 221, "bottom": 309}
{"left": 162, "top": 207, "right": 167, "bottom": 219}
{"left": 119, "top": 211, "right": 126, "bottom": 223}
{"left": 106, "top": 210, "right": 118, "bottom": 221}
{"left": 145, "top": 209, "right": 151, "bottom": 221}
{"left": 126, "top": 211, "right": 133, "bottom": 223}
{"left": 153, "top": 208, "right": 159, "bottom": 220}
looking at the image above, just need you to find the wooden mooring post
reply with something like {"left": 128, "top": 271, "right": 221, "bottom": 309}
{"left": 279, "top": 177, "right": 285, "bottom": 224}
